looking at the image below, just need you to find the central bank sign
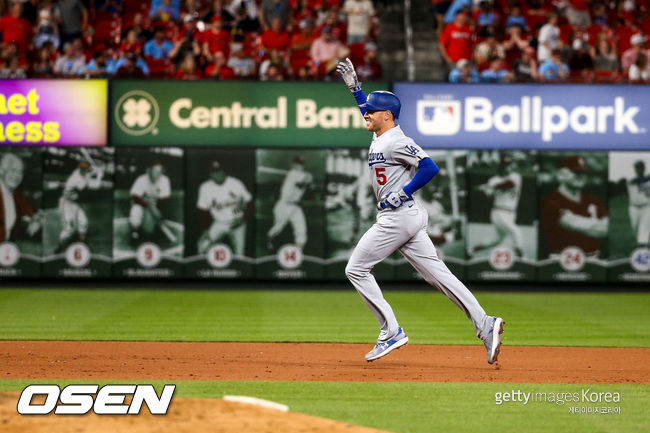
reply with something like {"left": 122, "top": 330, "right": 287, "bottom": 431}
{"left": 394, "top": 83, "right": 650, "bottom": 150}
{"left": 111, "top": 81, "right": 387, "bottom": 147}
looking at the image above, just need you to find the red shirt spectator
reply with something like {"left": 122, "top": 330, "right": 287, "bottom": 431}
{"left": 439, "top": 11, "right": 473, "bottom": 65}
{"left": 206, "top": 51, "right": 236, "bottom": 79}
{"left": 201, "top": 17, "right": 232, "bottom": 59}
{"left": 0, "top": 3, "right": 33, "bottom": 53}
{"left": 289, "top": 18, "right": 316, "bottom": 73}
{"left": 120, "top": 29, "right": 144, "bottom": 55}
{"left": 261, "top": 17, "right": 290, "bottom": 51}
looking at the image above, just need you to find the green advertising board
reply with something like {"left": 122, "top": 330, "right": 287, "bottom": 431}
{"left": 110, "top": 81, "right": 388, "bottom": 147}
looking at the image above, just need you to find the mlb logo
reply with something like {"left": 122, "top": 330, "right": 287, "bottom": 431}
{"left": 417, "top": 100, "right": 461, "bottom": 136}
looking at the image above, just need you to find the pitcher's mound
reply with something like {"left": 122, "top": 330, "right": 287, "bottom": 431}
{"left": 0, "top": 392, "right": 392, "bottom": 433}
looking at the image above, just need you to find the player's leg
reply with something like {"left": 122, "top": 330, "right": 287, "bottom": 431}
{"left": 470, "top": 209, "right": 507, "bottom": 255}
{"left": 231, "top": 223, "right": 247, "bottom": 256}
{"left": 499, "top": 210, "right": 524, "bottom": 257}
{"left": 637, "top": 207, "right": 650, "bottom": 247}
{"left": 629, "top": 206, "right": 640, "bottom": 238}
{"left": 76, "top": 205, "right": 88, "bottom": 243}
{"left": 290, "top": 205, "right": 307, "bottom": 248}
{"left": 55, "top": 200, "right": 76, "bottom": 253}
{"left": 129, "top": 204, "right": 144, "bottom": 246}
{"left": 198, "top": 221, "right": 228, "bottom": 254}
{"left": 346, "top": 211, "right": 420, "bottom": 343}
{"left": 267, "top": 202, "right": 290, "bottom": 247}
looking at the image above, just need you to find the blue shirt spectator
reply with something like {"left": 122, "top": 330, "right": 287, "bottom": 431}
{"left": 480, "top": 58, "right": 510, "bottom": 83}
{"left": 449, "top": 59, "right": 479, "bottom": 83}
{"left": 108, "top": 54, "right": 150, "bottom": 76}
{"left": 444, "top": 0, "right": 471, "bottom": 24}
{"left": 505, "top": 15, "right": 527, "bottom": 29}
{"left": 149, "top": 0, "right": 180, "bottom": 22}
{"left": 144, "top": 28, "right": 174, "bottom": 59}
{"left": 538, "top": 56, "right": 569, "bottom": 80}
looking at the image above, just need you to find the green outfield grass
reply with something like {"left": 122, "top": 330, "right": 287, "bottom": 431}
{"left": 0, "top": 379, "right": 646, "bottom": 433}
{"left": 0, "top": 288, "right": 648, "bottom": 347}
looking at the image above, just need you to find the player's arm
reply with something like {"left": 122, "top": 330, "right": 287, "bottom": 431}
{"left": 559, "top": 211, "right": 608, "bottom": 238}
{"left": 336, "top": 58, "right": 367, "bottom": 116}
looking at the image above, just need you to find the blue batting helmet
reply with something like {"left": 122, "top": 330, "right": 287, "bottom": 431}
{"left": 361, "top": 91, "right": 401, "bottom": 120}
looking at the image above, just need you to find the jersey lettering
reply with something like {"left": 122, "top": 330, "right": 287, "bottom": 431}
{"left": 375, "top": 167, "right": 387, "bottom": 185}
{"left": 368, "top": 152, "right": 386, "bottom": 166}
{"left": 404, "top": 145, "right": 419, "bottom": 156}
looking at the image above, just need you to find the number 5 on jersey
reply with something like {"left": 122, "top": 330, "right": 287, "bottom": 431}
{"left": 375, "top": 168, "right": 387, "bottom": 185}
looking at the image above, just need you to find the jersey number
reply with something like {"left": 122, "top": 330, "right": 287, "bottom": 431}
{"left": 375, "top": 168, "right": 387, "bottom": 185}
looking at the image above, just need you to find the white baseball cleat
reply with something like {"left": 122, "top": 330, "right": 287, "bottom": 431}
{"left": 365, "top": 328, "right": 409, "bottom": 362}
{"left": 483, "top": 317, "right": 505, "bottom": 364}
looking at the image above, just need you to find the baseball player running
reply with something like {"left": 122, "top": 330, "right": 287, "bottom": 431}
{"left": 469, "top": 155, "right": 524, "bottom": 258}
{"left": 197, "top": 160, "right": 253, "bottom": 255}
{"left": 55, "top": 160, "right": 104, "bottom": 253}
{"left": 266, "top": 156, "right": 313, "bottom": 250}
{"left": 337, "top": 59, "right": 504, "bottom": 364}
{"left": 627, "top": 160, "right": 650, "bottom": 248}
{"left": 129, "top": 161, "right": 171, "bottom": 246}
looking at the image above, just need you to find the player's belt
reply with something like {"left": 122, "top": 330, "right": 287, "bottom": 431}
{"left": 493, "top": 206, "right": 515, "bottom": 212}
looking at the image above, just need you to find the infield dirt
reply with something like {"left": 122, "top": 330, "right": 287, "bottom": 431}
{"left": 2, "top": 341, "right": 649, "bottom": 384}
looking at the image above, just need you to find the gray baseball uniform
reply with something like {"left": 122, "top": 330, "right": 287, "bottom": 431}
{"left": 345, "top": 125, "right": 492, "bottom": 343}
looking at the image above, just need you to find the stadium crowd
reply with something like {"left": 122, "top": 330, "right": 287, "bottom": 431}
{"left": 0, "top": 0, "right": 382, "bottom": 80}
{"left": 438, "top": 0, "right": 650, "bottom": 83}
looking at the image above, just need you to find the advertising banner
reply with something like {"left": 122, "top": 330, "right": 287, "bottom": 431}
{"left": 324, "top": 148, "right": 394, "bottom": 280}
{"left": 184, "top": 148, "right": 255, "bottom": 278}
{"left": 0, "top": 80, "right": 107, "bottom": 146}
{"left": 466, "top": 150, "right": 538, "bottom": 281}
{"left": 112, "top": 147, "right": 184, "bottom": 278}
{"left": 42, "top": 148, "right": 113, "bottom": 277}
{"left": 607, "top": 152, "right": 650, "bottom": 282}
{"left": 110, "top": 81, "right": 387, "bottom": 147}
{"left": 394, "top": 150, "right": 467, "bottom": 280}
{"left": 0, "top": 147, "right": 42, "bottom": 277}
{"left": 394, "top": 83, "right": 650, "bottom": 150}
{"left": 255, "top": 149, "right": 325, "bottom": 279}
{"left": 537, "top": 152, "right": 609, "bottom": 282}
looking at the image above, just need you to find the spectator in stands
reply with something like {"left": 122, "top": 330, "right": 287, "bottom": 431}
{"left": 566, "top": 0, "right": 591, "bottom": 27}
{"left": 290, "top": 18, "right": 316, "bottom": 73}
{"left": 175, "top": 52, "right": 203, "bottom": 79}
{"left": 149, "top": 0, "right": 181, "bottom": 23}
{"left": 474, "top": 30, "right": 504, "bottom": 71}
{"left": 57, "top": 0, "right": 88, "bottom": 47}
{"left": 568, "top": 38, "right": 594, "bottom": 74}
{"left": 111, "top": 52, "right": 150, "bottom": 75}
{"left": 264, "top": 64, "right": 285, "bottom": 80}
{"left": 31, "top": 46, "right": 55, "bottom": 77}
{"left": 115, "top": 52, "right": 147, "bottom": 78}
{"left": 592, "top": 33, "right": 618, "bottom": 72}
{"left": 591, "top": 2, "right": 608, "bottom": 26}
{"left": 537, "top": 11, "right": 560, "bottom": 63}
{"left": 505, "top": 5, "right": 527, "bottom": 31}
{"left": 260, "top": 48, "right": 289, "bottom": 80}
{"left": 439, "top": 10, "right": 473, "bottom": 68}
{"left": 538, "top": 49, "right": 568, "bottom": 81}
{"left": 310, "top": 26, "right": 347, "bottom": 75}
{"left": 124, "top": 12, "right": 153, "bottom": 43}
{"left": 480, "top": 57, "right": 511, "bottom": 83}
{"left": 448, "top": 58, "right": 479, "bottom": 83}
{"left": 432, "top": 0, "right": 452, "bottom": 37}
{"left": 261, "top": 16, "right": 291, "bottom": 52}
{"left": 259, "top": 0, "right": 291, "bottom": 31}
{"left": 503, "top": 24, "right": 531, "bottom": 67}
{"left": 319, "top": 7, "right": 348, "bottom": 42}
{"left": 293, "top": 0, "right": 315, "bottom": 23}
{"left": 95, "top": 0, "right": 124, "bottom": 15}
{"left": 474, "top": 1, "right": 498, "bottom": 35}
{"left": 296, "top": 64, "right": 314, "bottom": 80}
{"left": 120, "top": 29, "right": 144, "bottom": 56}
{"left": 628, "top": 52, "right": 650, "bottom": 82}
{"left": 0, "top": 56, "right": 26, "bottom": 79}
{"left": 0, "top": 2, "right": 33, "bottom": 54}
{"left": 232, "top": 3, "right": 261, "bottom": 41}
{"left": 81, "top": 50, "right": 110, "bottom": 78}
{"left": 53, "top": 41, "right": 85, "bottom": 75}
{"left": 343, "top": 0, "right": 375, "bottom": 44}
{"left": 145, "top": 26, "right": 174, "bottom": 59}
{"left": 512, "top": 46, "right": 539, "bottom": 82}
{"left": 356, "top": 41, "right": 383, "bottom": 80}
{"left": 621, "top": 33, "right": 647, "bottom": 74}
{"left": 227, "top": 41, "right": 256, "bottom": 77}
{"left": 169, "top": 14, "right": 200, "bottom": 66}
{"left": 202, "top": 0, "right": 235, "bottom": 30}
{"left": 443, "top": 0, "right": 471, "bottom": 25}
{"left": 206, "top": 50, "right": 236, "bottom": 79}
{"left": 34, "top": 8, "right": 60, "bottom": 50}
{"left": 202, "top": 16, "right": 232, "bottom": 62}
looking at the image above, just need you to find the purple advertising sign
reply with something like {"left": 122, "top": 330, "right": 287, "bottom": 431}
{"left": 0, "top": 80, "right": 107, "bottom": 146}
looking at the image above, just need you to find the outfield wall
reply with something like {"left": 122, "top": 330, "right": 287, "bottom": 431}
{"left": 0, "top": 80, "right": 648, "bottom": 282}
